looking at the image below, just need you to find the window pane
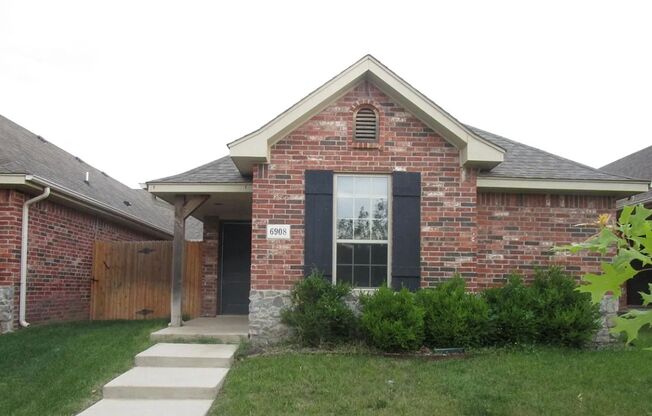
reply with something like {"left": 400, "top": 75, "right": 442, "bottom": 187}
{"left": 337, "top": 197, "right": 354, "bottom": 219}
{"left": 337, "top": 265, "right": 353, "bottom": 285}
{"left": 337, "top": 219, "right": 353, "bottom": 239}
{"left": 370, "top": 177, "right": 388, "bottom": 196}
{"left": 354, "top": 220, "right": 370, "bottom": 240}
{"left": 337, "top": 243, "right": 353, "bottom": 264}
{"left": 371, "top": 244, "right": 387, "bottom": 265}
{"left": 355, "top": 177, "right": 372, "bottom": 195}
{"left": 370, "top": 266, "right": 387, "bottom": 287}
{"left": 371, "top": 219, "right": 388, "bottom": 240}
{"left": 353, "top": 244, "right": 371, "bottom": 264}
{"left": 372, "top": 198, "right": 388, "bottom": 220}
{"left": 353, "top": 265, "right": 370, "bottom": 287}
{"left": 354, "top": 198, "right": 371, "bottom": 220}
{"left": 338, "top": 176, "right": 355, "bottom": 196}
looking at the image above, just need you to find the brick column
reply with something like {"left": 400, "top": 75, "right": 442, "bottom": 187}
{"left": 201, "top": 217, "right": 219, "bottom": 316}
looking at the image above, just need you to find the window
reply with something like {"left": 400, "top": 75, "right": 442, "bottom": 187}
{"left": 354, "top": 106, "right": 378, "bottom": 142}
{"left": 334, "top": 175, "right": 390, "bottom": 287}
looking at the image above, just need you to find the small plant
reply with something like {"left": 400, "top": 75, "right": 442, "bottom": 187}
{"left": 281, "top": 271, "right": 357, "bottom": 347}
{"left": 416, "top": 276, "right": 489, "bottom": 348}
{"left": 483, "top": 274, "right": 537, "bottom": 346}
{"left": 359, "top": 287, "right": 424, "bottom": 352}
{"left": 530, "top": 267, "right": 600, "bottom": 348}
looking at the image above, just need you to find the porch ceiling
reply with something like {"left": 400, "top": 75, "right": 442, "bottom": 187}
{"left": 148, "top": 185, "right": 252, "bottom": 220}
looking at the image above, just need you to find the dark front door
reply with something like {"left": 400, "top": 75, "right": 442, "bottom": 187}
{"left": 220, "top": 222, "right": 252, "bottom": 315}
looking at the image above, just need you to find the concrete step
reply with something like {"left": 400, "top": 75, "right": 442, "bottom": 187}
{"left": 103, "top": 366, "right": 228, "bottom": 400}
{"left": 77, "top": 399, "right": 213, "bottom": 416}
{"left": 135, "top": 343, "right": 237, "bottom": 368}
{"left": 149, "top": 316, "right": 248, "bottom": 343}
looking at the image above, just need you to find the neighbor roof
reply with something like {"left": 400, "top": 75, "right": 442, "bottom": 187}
{"left": 0, "top": 114, "right": 202, "bottom": 239}
{"left": 600, "top": 145, "right": 652, "bottom": 181}
{"left": 600, "top": 145, "right": 652, "bottom": 207}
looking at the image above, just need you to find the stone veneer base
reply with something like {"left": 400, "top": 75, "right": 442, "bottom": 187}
{"left": 0, "top": 286, "right": 14, "bottom": 334}
{"left": 248, "top": 289, "right": 291, "bottom": 344}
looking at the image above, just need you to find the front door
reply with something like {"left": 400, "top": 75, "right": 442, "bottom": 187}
{"left": 220, "top": 222, "right": 252, "bottom": 315}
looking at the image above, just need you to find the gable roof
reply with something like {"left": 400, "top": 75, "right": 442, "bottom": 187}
{"left": 227, "top": 54, "right": 505, "bottom": 173}
{"left": 0, "top": 114, "right": 202, "bottom": 239}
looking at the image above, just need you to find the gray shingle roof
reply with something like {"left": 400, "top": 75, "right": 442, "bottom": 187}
{"left": 468, "top": 126, "right": 638, "bottom": 181}
{"left": 600, "top": 145, "right": 652, "bottom": 181}
{"left": 0, "top": 114, "right": 202, "bottom": 239}
{"left": 150, "top": 155, "right": 250, "bottom": 183}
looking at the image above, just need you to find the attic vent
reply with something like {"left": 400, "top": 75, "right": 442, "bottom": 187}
{"left": 75, "top": 156, "right": 84, "bottom": 163}
{"left": 354, "top": 107, "right": 378, "bottom": 142}
{"left": 123, "top": 200, "right": 132, "bottom": 207}
{"left": 36, "top": 135, "right": 46, "bottom": 143}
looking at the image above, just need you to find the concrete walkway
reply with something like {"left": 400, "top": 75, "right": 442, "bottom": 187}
{"left": 78, "top": 318, "right": 246, "bottom": 416}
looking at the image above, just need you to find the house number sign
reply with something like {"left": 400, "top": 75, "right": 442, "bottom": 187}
{"left": 266, "top": 224, "right": 291, "bottom": 239}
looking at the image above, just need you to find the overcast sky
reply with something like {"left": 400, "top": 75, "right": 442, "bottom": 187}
{"left": 1, "top": 1, "right": 650, "bottom": 188}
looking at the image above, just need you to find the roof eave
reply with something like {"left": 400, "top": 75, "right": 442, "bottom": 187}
{"left": 0, "top": 174, "right": 172, "bottom": 239}
{"left": 477, "top": 176, "right": 651, "bottom": 196}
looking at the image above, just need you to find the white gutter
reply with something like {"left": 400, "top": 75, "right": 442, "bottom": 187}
{"left": 19, "top": 187, "right": 51, "bottom": 327}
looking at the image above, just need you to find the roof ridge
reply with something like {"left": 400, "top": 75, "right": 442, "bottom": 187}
{"left": 465, "top": 125, "right": 642, "bottom": 181}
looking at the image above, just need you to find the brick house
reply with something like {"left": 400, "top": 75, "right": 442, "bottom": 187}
{"left": 146, "top": 55, "right": 649, "bottom": 341}
{"left": 0, "top": 115, "right": 200, "bottom": 333}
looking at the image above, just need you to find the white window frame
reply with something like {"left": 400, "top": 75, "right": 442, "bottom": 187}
{"left": 332, "top": 173, "right": 392, "bottom": 288}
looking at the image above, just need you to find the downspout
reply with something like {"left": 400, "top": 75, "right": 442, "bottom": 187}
{"left": 19, "top": 187, "right": 51, "bottom": 327}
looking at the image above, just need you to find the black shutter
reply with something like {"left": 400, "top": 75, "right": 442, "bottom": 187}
{"left": 304, "top": 170, "right": 334, "bottom": 278}
{"left": 391, "top": 171, "right": 421, "bottom": 290}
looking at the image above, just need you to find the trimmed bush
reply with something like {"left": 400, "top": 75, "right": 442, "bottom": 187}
{"left": 530, "top": 267, "right": 600, "bottom": 348}
{"left": 281, "top": 271, "right": 357, "bottom": 346}
{"left": 483, "top": 275, "right": 537, "bottom": 346}
{"left": 360, "top": 287, "right": 424, "bottom": 352}
{"left": 416, "top": 277, "right": 489, "bottom": 348}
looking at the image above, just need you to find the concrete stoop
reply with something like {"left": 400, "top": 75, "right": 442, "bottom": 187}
{"left": 78, "top": 343, "right": 237, "bottom": 416}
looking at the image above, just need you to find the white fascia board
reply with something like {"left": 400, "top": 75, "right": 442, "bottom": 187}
{"left": 227, "top": 55, "right": 505, "bottom": 174}
{"left": 477, "top": 176, "right": 651, "bottom": 195}
{"left": 147, "top": 182, "right": 253, "bottom": 194}
{"left": 0, "top": 174, "right": 28, "bottom": 185}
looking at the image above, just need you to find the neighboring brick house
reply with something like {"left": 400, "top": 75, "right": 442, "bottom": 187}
{"left": 0, "top": 115, "right": 201, "bottom": 333}
{"left": 147, "top": 55, "right": 649, "bottom": 341}
{"left": 601, "top": 145, "right": 652, "bottom": 307}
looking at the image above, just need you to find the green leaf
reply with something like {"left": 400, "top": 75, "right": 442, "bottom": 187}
{"left": 618, "top": 205, "right": 635, "bottom": 228}
{"left": 578, "top": 262, "right": 637, "bottom": 304}
{"left": 628, "top": 205, "right": 652, "bottom": 237}
{"left": 613, "top": 247, "right": 652, "bottom": 267}
{"left": 611, "top": 309, "right": 652, "bottom": 344}
{"left": 640, "top": 283, "right": 652, "bottom": 307}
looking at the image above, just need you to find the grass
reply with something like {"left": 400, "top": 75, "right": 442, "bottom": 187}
{"left": 0, "top": 319, "right": 165, "bottom": 416}
{"left": 212, "top": 341, "right": 652, "bottom": 416}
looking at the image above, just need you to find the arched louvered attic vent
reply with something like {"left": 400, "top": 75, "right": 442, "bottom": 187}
{"left": 354, "top": 107, "right": 378, "bottom": 141}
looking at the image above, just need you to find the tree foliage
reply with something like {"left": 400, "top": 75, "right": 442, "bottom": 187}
{"left": 556, "top": 204, "right": 652, "bottom": 347}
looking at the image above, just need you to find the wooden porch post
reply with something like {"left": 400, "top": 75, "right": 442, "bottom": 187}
{"left": 170, "top": 194, "right": 209, "bottom": 327}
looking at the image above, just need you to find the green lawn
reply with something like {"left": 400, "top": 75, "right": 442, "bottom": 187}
{"left": 211, "top": 344, "right": 652, "bottom": 416}
{"left": 0, "top": 320, "right": 164, "bottom": 416}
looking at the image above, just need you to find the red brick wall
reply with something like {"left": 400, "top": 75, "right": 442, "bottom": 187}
{"left": 201, "top": 217, "right": 219, "bottom": 316}
{"left": 476, "top": 192, "right": 617, "bottom": 288}
{"left": 251, "top": 81, "right": 478, "bottom": 290}
{"left": 0, "top": 189, "right": 158, "bottom": 326}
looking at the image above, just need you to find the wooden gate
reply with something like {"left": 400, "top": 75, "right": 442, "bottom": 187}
{"left": 91, "top": 240, "right": 202, "bottom": 320}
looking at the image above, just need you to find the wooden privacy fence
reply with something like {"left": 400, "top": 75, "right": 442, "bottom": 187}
{"left": 91, "top": 240, "right": 202, "bottom": 320}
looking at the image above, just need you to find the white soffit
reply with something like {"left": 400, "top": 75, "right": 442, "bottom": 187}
{"left": 227, "top": 55, "right": 504, "bottom": 174}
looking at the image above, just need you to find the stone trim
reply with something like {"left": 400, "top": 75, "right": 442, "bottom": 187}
{"left": 0, "top": 286, "right": 14, "bottom": 334}
{"left": 248, "top": 289, "right": 291, "bottom": 344}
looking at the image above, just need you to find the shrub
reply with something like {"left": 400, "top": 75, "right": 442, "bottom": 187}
{"left": 281, "top": 271, "right": 357, "bottom": 347}
{"left": 530, "top": 267, "right": 600, "bottom": 348}
{"left": 416, "top": 277, "right": 489, "bottom": 348}
{"left": 483, "top": 275, "right": 537, "bottom": 346}
{"left": 359, "top": 287, "right": 424, "bottom": 352}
